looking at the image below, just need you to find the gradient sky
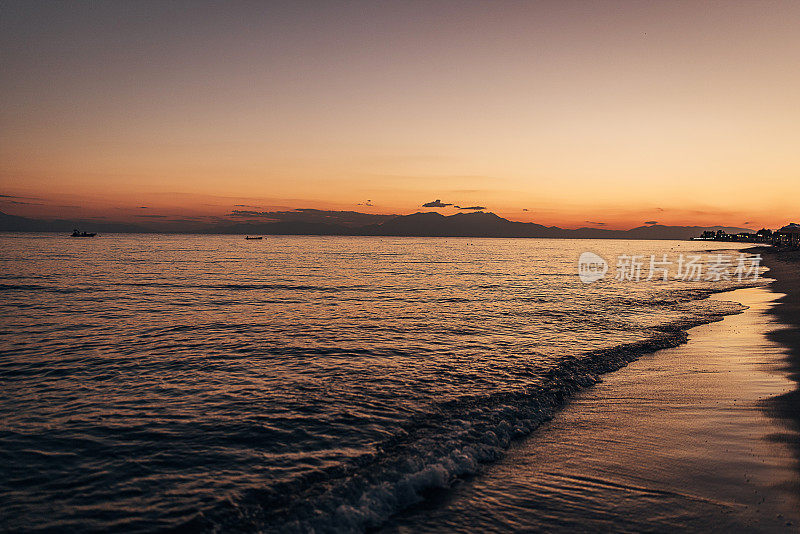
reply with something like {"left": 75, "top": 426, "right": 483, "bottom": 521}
{"left": 1, "top": 1, "right": 799, "bottom": 229}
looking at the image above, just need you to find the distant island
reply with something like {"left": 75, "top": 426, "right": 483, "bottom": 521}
{"left": 0, "top": 209, "right": 767, "bottom": 240}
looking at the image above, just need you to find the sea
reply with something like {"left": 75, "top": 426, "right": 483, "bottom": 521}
{"left": 0, "top": 234, "right": 760, "bottom": 533}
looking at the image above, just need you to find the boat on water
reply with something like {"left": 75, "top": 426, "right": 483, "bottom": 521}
{"left": 71, "top": 229, "right": 97, "bottom": 237}
{"left": 245, "top": 236, "right": 263, "bottom": 240}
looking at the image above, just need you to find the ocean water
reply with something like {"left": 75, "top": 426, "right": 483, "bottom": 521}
{"left": 0, "top": 234, "right": 757, "bottom": 532}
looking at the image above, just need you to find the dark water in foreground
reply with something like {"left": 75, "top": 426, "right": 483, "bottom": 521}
{"left": 0, "top": 235, "right": 755, "bottom": 532}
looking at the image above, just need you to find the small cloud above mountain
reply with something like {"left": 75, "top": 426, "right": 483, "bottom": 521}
{"left": 455, "top": 205, "right": 486, "bottom": 210}
{"left": 585, "top": 221, "right": 607, "bottom": 226}
{"left": 1, "top": 199, "right": 44, "bottom": 206}
{"left": 0, "top": 194, "right": 41, "bottom": 200}
{"left": 422, "top": 199, "right": 453, "bottom": 208}
{"left": 645, "top": 220, "right": 658, "bottom": 225}
{"left": 0, "top": 193, "right": 44, "bottom": 205}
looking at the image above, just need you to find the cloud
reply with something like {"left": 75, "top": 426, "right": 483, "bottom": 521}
{"left": 165, "top": 216, "right": 208, "bottom": 221}
{"left": 356, "top": 199, "right": 374, "bottom": 206}
{"left": 644, "top": 220, "right": 658, "bottom": 225}
{"left": 522, "top": 208, "right": 529, "bottom": 212}
{"left": 422, "top": 199, "right": 453, "bottom": 208}
{"left": 0, "top": 199, "right": 44, "bottom": 206}
{"left": 138, "top": 206, "right": 149, "bottom": 209}
{"left": 0, "top": 193, "right": 43, "bottom": 202}
{"left": 585, "top": 220, "right": 607, "bottom": 226}
{"left": 454, "top": 205, "right": 486, "bottom": 210}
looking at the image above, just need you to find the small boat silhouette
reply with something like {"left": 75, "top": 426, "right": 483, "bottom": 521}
{"left": 71, "top": 229, "right": 97, "bottom": 237}
{"left": 245, "top": 236, "right": 263, "bottom": 240}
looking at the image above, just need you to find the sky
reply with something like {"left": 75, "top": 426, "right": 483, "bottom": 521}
{"left": 1, "top": 0, "right": 799, "bottom": 230}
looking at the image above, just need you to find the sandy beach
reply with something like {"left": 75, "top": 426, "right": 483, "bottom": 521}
{"left": 383, "top": 258, "right": 800, "bottom": 532}
{"left": 758, "top": 248, "right": 800, "bottom": 430}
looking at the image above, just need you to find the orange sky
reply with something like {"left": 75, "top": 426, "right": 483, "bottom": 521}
{"left": 1, "top": 1, "right": 798, "bottom": 230}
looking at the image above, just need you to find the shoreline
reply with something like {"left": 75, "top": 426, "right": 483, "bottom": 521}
{"left": 755, "top": 247, "right": 800, "bottom": 410}
{"left": 756, "top": 247, "right": 800, "bottom": 494}
{"left": 382, "top": 281, "right": 800, "bottom": 532}
{"left": 261, "top": 263, "right": 777, "bottom": 531}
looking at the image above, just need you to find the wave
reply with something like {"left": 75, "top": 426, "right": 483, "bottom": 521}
{"left": 118, "top": 281, "right": 365, "bottom": 292}
{"left": 186, "top": 295, "right": 747, "bottom": 533}
{"left": 0, "top": 281, "right": 364, "bottom": 294}
{"left": 0, "top": 283, "right": 88, "bottom": 294}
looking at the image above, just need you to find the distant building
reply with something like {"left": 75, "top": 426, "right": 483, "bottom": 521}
{"left": 756, "top": 228, "right": 773, "bottom": 237}
{"left": 694, "top": 223, "right": 797, "bottom": 247}
{"left": 700, "top": 230, "right": 716, "bottom": 240}
{"left": 776, "top": 223, "right": 800, "bottom": 247}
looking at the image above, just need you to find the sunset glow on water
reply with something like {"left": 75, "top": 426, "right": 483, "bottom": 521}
{"left": 3, "top": 2, "right": 800, "bottom": 532}
{"left": 0, "top": 235, "right": 758, "bottom": 531}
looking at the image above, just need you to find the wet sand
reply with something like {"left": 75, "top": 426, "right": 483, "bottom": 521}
{"left": 383, "top": 285, "right": 800, "bottom": 532}
{"left": 757, "top": 248, "right": 800, "bottom": 433}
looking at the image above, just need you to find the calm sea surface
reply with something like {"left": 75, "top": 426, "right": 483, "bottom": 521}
{"left": 0, "top": 235, "right": 756, "bottom": 532}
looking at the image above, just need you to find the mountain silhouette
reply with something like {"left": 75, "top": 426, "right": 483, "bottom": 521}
{"left": 0, "top": 209, "right": 755, "bottom": 239}
{"left": 361, "top": 211, "right": 560, "bottom": 237}
{"left": 361, "top": 212, "right": 753, "bottom": 239}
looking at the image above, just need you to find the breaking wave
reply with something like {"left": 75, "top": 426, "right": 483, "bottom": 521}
{"left": 191, "top": 300, "right": 745, "bottom": 533}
